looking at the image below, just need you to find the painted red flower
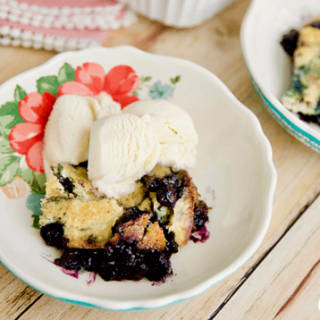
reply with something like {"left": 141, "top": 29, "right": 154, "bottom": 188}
{"left": 58, "top": 63, "right": 139, "bottom": 108}
{"left": 9, "top": 92, "right": 56, "bottom": 173}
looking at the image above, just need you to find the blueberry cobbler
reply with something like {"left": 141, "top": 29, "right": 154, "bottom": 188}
{"left": 40, "top": 96, "right": 211, "bottom": 283}
{"left": 281, "top": 19, "right": 320, "bottom": 124}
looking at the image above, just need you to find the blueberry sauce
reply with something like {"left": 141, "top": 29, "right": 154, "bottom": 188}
{"left": 190, "top": 226, "right": 210, "bottom": 243}
{"left": 100, "top": 241, "right": 150, "bottom": 281}
{"left": 42, "top": 172, "right": 210, "bottom": 282}
{"left": 280, "top": 29, "right": 299, "bottom": 57}
{"left": 143, "top": 173, "right": 186, "bottom": 208}
{"left": 55, "top": 249, "right": 105, "bottom": 272}
{"left": 193, "top": 201, "right": 209, "bottom": 232}
{"left": 54, "top": 240, "right": 176, "bottom": 282}
{"left": 298, "top": 112, "right": 320, "bottom": 124}
{"left": 162, "top": 227, "right": 178, "bottom": 254}
{"left": 191, "top": 201, "right": 210, "bottom": 243}
{"left": 52, "top": 204, "right": 179, "bottom": 282}
{"left": 77, "top": 161, "right": 88, "bottom": 169}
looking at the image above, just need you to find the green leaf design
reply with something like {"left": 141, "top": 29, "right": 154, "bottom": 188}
{"left": 0, "top": 101, "right": 24, "bottom": 136}
{"left": 170, "top": 75, "right": 181, "bottom": 85}
{"left": 27, "top": 193, "right": 44, "bottom": 215}
{"left": 149, "top": 81, "right": 174, "bottom": 99}
{"left": 26, "top": 193, "right": 45, "bottom": 229}
{"left": 14, "top": 85, "right": 27, "bottom": 102}
{"left": 0, "top": 137, "right": 13, "bottom": 154}
{"left": 36, "top": 75, "right": 59, "bottom": 96}
{"left": 58, "top": 63, "right": 75, "bottom": 84}
{"left": 18, "top": 168, "right": 46, "bottom": 194}
{"left": 0, "top": 155, "right": 20, "bottom": 186}
{"left": 141, "top": 76, "right": 152, "bottom": 82}
{"left": 18, "top": 168, "right": 33, "bottom": 184}
{"left": 33, "top": 172, "right": 46, "bottom": 194}
{"left": 0, "top": 116, "right": 14, "bottom": 137}
{"left": 32, "top": 214, "right": 41, "bottom": 229}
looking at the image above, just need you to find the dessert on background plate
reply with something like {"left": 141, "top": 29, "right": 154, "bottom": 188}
{"left": 281, "top": 19, "right": 320, "bottom": 124}
{"left": 40, "top": 92, "right": 210, "bottom": 282}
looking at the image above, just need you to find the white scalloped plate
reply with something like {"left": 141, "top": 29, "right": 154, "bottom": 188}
{"left": 0, "top": 46, "right": 276, "bottom": 311}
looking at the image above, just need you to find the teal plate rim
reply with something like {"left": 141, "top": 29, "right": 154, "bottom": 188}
{"left": 249, "top": 73, "right": 320, "bottom": 153}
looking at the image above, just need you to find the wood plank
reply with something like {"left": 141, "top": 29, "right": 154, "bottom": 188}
{"left": 0, "top": 47, "right": 54, "bottom": 83}
{"left": 103, "top": 16, "right": 166, "bottom": 50}
{"left": 277, "top": 262, "right": 320, "bottom": 320}
{"left": 0, "top": 264, "right": 40, "bottom": 319}
{"left": 214, "top": 195, "right": 320, "bottom": 320}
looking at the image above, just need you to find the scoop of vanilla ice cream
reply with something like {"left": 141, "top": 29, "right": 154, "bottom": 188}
{"left": 44, "top": 93, "right": 120, "bottom": 166}
{"left": 124, "top": 100, "right": 198, "bottom": 169}
{"left": 89, "top": 92, "right": 120, "bottom": 119}
{"left": 44, "top": 95, "right": 94, "bottom": 165}
{"left": 88, "top": 113, "right": 160, "bottom": 198}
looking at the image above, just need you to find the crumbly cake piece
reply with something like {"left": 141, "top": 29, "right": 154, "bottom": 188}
{"left": 46, "top": 163, "right": 100, "bottom": 200}
{"left": 40, "top": 163, "right": 210, "bottom": 282}
{"left": 281, "top": 20, "right": 320, "bottom": 117}
{"left": 169, "top": 172, "right": 199, "bottom": 245}
{"left": 110, "top": 208, "right": 166, "bottom": 251}
{"left": 41, "top": 198, "right": 123, "bottom": 248}
{"left": 41, "top": 164, "right": 196, "bottom": 248}
{"left": 144, "top": 170, "right": 198, "bottom": 245}
{"left": 117, "top": 182, "right": 145, "bottom": 208}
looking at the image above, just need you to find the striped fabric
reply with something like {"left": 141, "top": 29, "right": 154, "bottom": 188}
{"left": 0, "top": 0, "right": 135, "bottom": 51}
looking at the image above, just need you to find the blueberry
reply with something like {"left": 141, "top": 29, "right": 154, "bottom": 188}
{"left": 162, "top": 175, "right": 179, "bottom": 188}
{"left": 164, "top": 231, "right": 178, "bottom": 254}
{"left": 40, "top": 222, "right": 64, "bottom": 248}
{"left": 280, "top": 29, "right": 299, "bottom": 57}
{"left": 58, "top": 176, "right": 74, "bottom": 194}
{"left": 77, "top": 161, "right": 88, "bottom": 169}
{"left": 156, "top": 189, "right": 178, "bottom": 208}
{"left": 153, "top": 174, "right": 186, "bottom": 208}
{"left": 310, "top": 21, "right": 320, "bottom": 29}
{"left": 148, "top": 178, "right": 161, "bottom": 191}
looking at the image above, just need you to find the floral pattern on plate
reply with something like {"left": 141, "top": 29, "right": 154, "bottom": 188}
{"left": 0, "top": 61, "right": 181, "bottom": 228}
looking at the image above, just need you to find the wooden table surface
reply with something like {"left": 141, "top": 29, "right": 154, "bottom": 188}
{"left": 1, "top": 0, "right": 320, "bottom": 319}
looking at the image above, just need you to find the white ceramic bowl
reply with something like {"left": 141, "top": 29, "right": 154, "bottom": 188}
{"left": 118, "top": 0, "right": 234, "bottom": 28}
{"left": 0, "top": 46, "right": 276, "bottom": 311}
{"left": 241, "top": 0, "right": 320, "bottom": 152}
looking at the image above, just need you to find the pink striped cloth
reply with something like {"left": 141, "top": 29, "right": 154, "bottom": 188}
{"left": 0, "top": 0, "right": 135, "bottom": 51}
